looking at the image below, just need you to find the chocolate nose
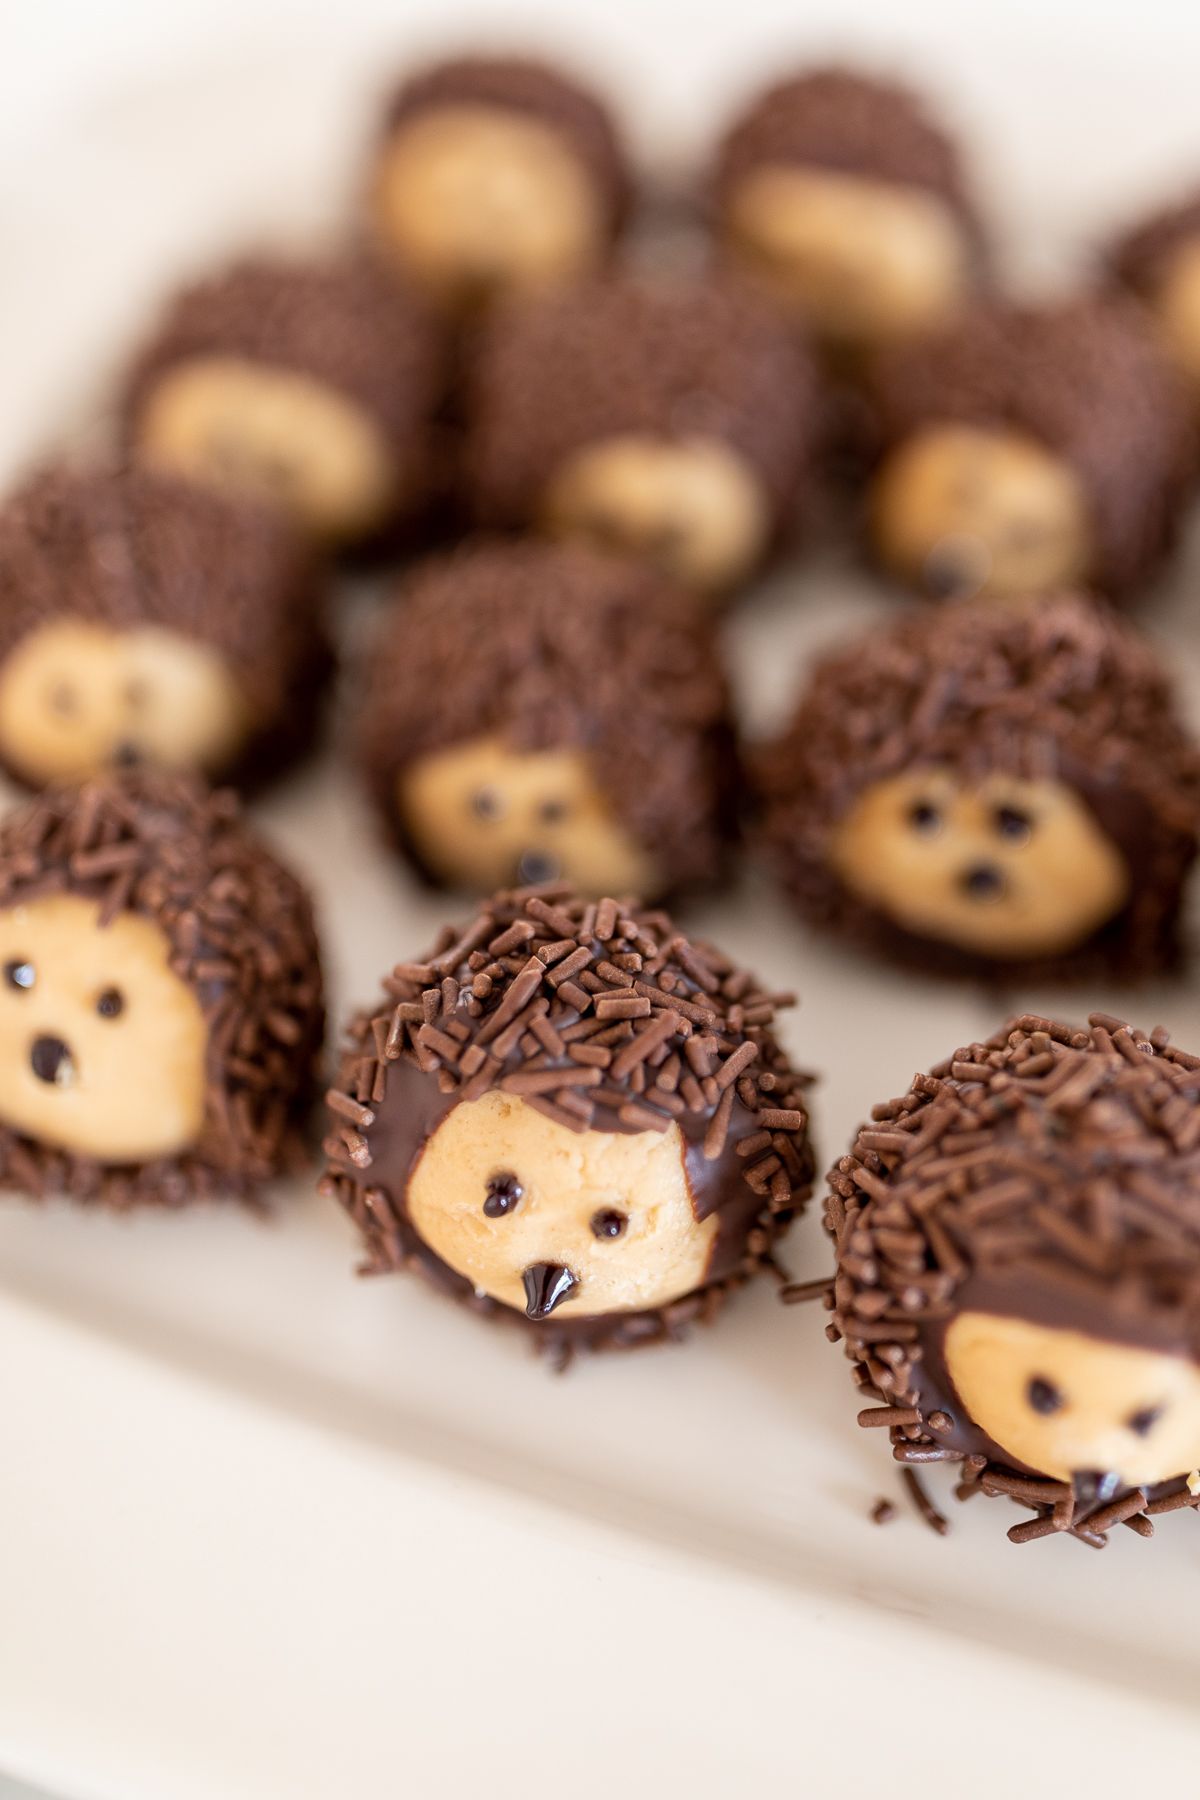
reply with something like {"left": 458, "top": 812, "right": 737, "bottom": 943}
{"left": 1072, "top": 1469, "right": 1122, "bottom": 1513}
{"left": 113, "top": 740, "right": 141, "bottom": 767}
{"left": 923, "top": 538, "right": 988, "bottom": 600}
{"left": 517, "top": 849, "right": 560, "bottom": 886}
{"left": 960, "top": 862, "right": 1005, "bottom": 901}
{"left": 30, "top": 1034, "right": 75, "bottom": 1086}
{"left": 522, "top": 1262, "right": 579, "bottom": 1320}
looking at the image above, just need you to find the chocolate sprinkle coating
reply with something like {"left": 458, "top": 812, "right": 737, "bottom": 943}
{"left": 321, "top": 885, "right": 814, "bottom": 1359}
{"left": 0, "top": 460, "right": 330, "bottom": 789}
{"left": 755, "top": 592, "right": 1200, "bottom": 983}
{"left": 465, "top": 274, "right": 817, "bottom": 536}
{"left": 827, "top": 1013, "right": 1200, "bottom": 1545}
{"left": 378, "top": 54, "right": 632, "bottom": 238}
{"left": 1109, "top": 184, "right": 1200, "bottom": 304}
{"left": 0, "top": 769, "right": 325, "bottom": 1209}
{"left": 869, "top": 297, "right": 1194, "bottom": 599}
{"left": 358, "top": 539, "right": 739, "bottom": 901}
{"left": 712, "top": 66, "right": 984, "bottom": 249}
{"left": 121, "top": 256, "right": 446, "bottom": 519}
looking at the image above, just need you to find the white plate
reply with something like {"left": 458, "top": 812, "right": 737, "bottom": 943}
{"left": 5, "top": 23, "right": 1200, "bottom": 1797}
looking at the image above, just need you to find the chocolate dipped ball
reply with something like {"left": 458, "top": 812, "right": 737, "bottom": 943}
{"left": 358, "top": 540, "right": 737, "bottom": 901}
{"left": 756, "top": 594, "right": 1200, "bottom": 982}
{"left": 322, "top": 887, "right": 813, "bottom": 1358}
{"left": 867, "top": 297, "right": 1192, "bottom": 602}
{"left": 122, "top": 256, "right": 444, "bottom": 541}
{"left": 828, "top": 1013, "right": 1200, "bottom": 1546}
{"left": 711, "top": 67, "right": 984, "bottom": 357}
{"left": 0, "top": 769, "right": 323, "bottom": 1208}
{"left": 1110, "top": 184, "right": 1200, "bottom": 402}
{"left": 0, "top": 462, "right": 328, "bottom": 791}
{"left": 367, "top": 55, "right": 630, "bottom": 311}
{"left": 466, "top": 275, "right": 817, "bottom": 595}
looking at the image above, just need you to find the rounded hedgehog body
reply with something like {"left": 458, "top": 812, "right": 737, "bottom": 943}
{"left": 0, "top": 771, "right": 324, "bottom": 1208}
{"left": 1110, "top": 184, "right": 1200, "bottom": 401}
{"left": 868, "top": 298, "right": 1192, "bottom": 601}
{"left": 367, "top": 56, "right": 630, "bottom": 311}
{"left": 712, "top": 67, "right": 984, "bottom": 357}
{"left": 466, "top": 275, "right": 816, "bottom": 595}
{"left": 0, "top": 462, "right": 328, "bottom": 791}
{"left": 322, "top": 887, "right": 813, "bottom": 1359}
{"left": 123, "top": 256, "right": 444, "bottom": 541}
{"left": 757, "top": 594, "right": 1200, "bottom": 982}
{"left": 359, "top": 540, "right": 738, "bottom": 901}
{"left": 828, "top": 1014, "right": 1200, "bottom": 1546}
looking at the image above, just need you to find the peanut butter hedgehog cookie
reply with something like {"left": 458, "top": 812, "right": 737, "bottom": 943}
{"left": 867, "top": 297, "right": 1193, "bottom": 602}
{"left": 366, "top": 54, "right": 631, "bottom": 311}
{"left": 358, "top": 540, "right": 738, "bottom": 901}
{"left": 1109, "top": 183, "right": 1200, "bottom": 404}
{"left": 321, "top": 886, "right": 813, "bottom": 1361}
{"left": 755, "top": 594, "right": 1200, "bottom": 983}
{"left": 465, "top": 274, "right": 817, "bottom": 596}
{"left": 825, "top": 1014, "right": 1200, "bottom": 1548}
{"left": 0, "top": 461, "right": 329, "bottom": 790}
{"left": 122, "top": 255, "right": 445, "bottom": 542}
{"left": 0, "top": 769, "right": 324, "bottom": 1209}
{"left": 711, "top": 66, "right": 986, "bottom": 358}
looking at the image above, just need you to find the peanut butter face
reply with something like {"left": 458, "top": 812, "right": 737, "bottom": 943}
{"left": 1154, "top": 236, "right": 1200, "bottom": 394}
{"left": 372, "top": 104, "right": 604, "bottom": 308}
{"left": 945, "top": 1310, "right": 1200, "bottom": 1489}
{"left": 830, "top": 766, "right": 1129, "bottom": 959}
{"left": 407, "top": 1088, "right": 718, "bottom": 1319}
{"left": 871, "top": 424, "right": 1092, "bottom": 599}
{"left": 540, "top": 434, "right": 770, "bottom": 595}
{"left": 0, "top": 893, "right": 207, "bottom": 1162}
{"left": 397, "top": 734, "right": 658, "bottom": 898}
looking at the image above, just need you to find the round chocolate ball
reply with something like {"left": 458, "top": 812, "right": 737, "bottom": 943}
{"left": 322, "top": 887, "right": 814, "bottom": 1359}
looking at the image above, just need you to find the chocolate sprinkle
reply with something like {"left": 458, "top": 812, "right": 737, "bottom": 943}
{"left": 755, "top": 592, "right": 1200, "bottom": 983}
{"left": 321, "top": 885, "right": 814, "bottom": 1358}
{"left": 827, "top": 1013, "right": 1200, "bottom": 1545}
{"left": 0, "top": 769, "right": 324, "bottom": 1209}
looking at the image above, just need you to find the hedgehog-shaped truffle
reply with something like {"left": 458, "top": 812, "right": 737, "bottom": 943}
{"left": 0, "top": 769, "right": 324, "bottom": 1208}
{"left": 826, "top": 1014, "right": 1200, "bottom": 1547}
{"left": 711, "top": 67, "right": 985, "bottom": 357}
{"left": 756, "top": 594, "right": 1200, "bottom": 982}
{"left": 321, "top": 886, "right": 813, "bottom": 1359}
{"left": 366, "top": 55, "right": 631, "bottom": 311}
{"left": 0, "top": 462, "right": 328, "bottom": 791}
{"left": 358, "top": 540, "right": 738, "bottom": 900}
{"left": 1110, "top": 183, "right": 1200, "bottom": 402}
{"left": 867, "top": 297, "right": 1193, "bottom": 602}
{"left": 122, "top": 256, "right": 444, "bottom": 541}
{"left": 465, "top": 275, "right": 817, "bottom": 594}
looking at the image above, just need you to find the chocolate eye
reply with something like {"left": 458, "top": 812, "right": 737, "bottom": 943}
{"left": 483, "top": 1170, "right": 522, "bottom": 1218}
{"left": 3, "top": 959, "right": 34, "bottom": 992}
{"left": 470, "top": 787, "right": 503, "bottom": 822}
{"left": 1127, "top": 1404, "right": 1163, "bottom": 1438}
{"left": 538, "top": 797, "right": 570, "bottom": 826}
{"left": 993, "top": 804, "right": 1033, "bottom": 843}
{"left": 1026, "top": 1375, "right": 1064, "bottom": 1416}
{"left": 96, "top": 988, "right": 125, "bottom": 1020}
{"left": 907, "top": 800, "right": 941, "bottom": 834}
{"left": 590, "top": 1209, "right": 628, "bottom": 1240}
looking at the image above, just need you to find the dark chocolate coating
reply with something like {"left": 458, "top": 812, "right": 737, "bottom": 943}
{"left": 869, "top": 297, "right": 1194, "bottom": 599}
{"left": 464, "top": 274, "right": 818, "bottom": 539}
{"left": 755, "top": 592, "right": 1200, "bottom": 985}
{"left": 0, "top": 460, "right": 330, "bottom": 791}
{"left": 321, "top": 887, "right": 814, "bottom": 1359}
{"left": 0, "top": 769, "right": 324, "bottom": 1209}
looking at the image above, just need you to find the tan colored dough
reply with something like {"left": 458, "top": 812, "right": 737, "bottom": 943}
{"left": 0, "top": 892, "right": 207, "bottom": 1162}
{"left": 407, "top": 1088, "right": 718, "bottom": 1318}
{"left": 540, "top": 433, "right": 770, "bottom": 594}
{"left": 829, "top": 766, "right": 1129, "bottom": 958}
{"left": 945, "top": 1311, "right": 1200, "bottom": 1487}
{"left": 0, "top": 619, "right": 250, "bottom": 786}
{"left": 871, "top": 423, "right": 1092, "bottom": 599}
{"left": 724, "top": 163, "right": 970, "bottom": 349}
{"left": 1155, "top": 235, "right": 1200, "bottom": 392}
{"left": 371, "top": 104, "right": 604, "bottom": 306}
{"left": 397, "top": 734, "right": 659, "bottom": 898}
{"left": 136, "top": 354, "right": 397, "bottom": 538}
